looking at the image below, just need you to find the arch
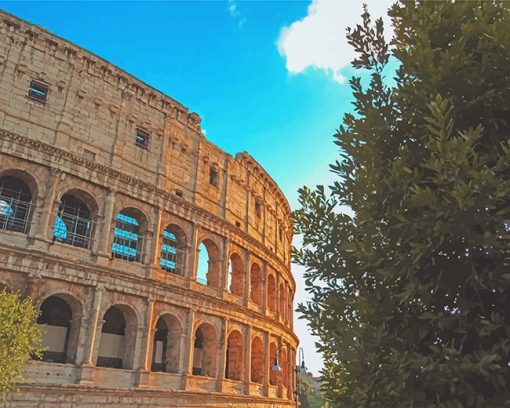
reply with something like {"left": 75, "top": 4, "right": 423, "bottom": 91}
{"left": 267, "top": 274, "right": 276, "bottom": 313}
{"left": 225, "top": 330, "right": 243, "bottom": 381}
{"left": 37, "top": 294, "right": 82, "bottom": 364}
{"left": 279, "top": 282, "right": 286, "bottom": 321}
{"left": 53, "top": 191, "right": 96, "bottom": 249}
{"left": 250, "top": 263, "right": 263, "bottom": 306}
{"left": 228, "top": 252, "right": 244, "bottom": 296}
{"left": 0, "top": 174, "right": 33, "bottom": 233}
{"left": 269, "top": 341, "right": 278, "bottom": 385}
{"left": 250, "top": 336, "right": 264, "bottom": 383}
{"left": 160, "top": 224, "right": 187, "bottom": 275}
{"left": 112, "top": 208, "right": 147, "bottom": 263}
{"left": 196, "top": 239, "right": 220, "bottom": 288}
{"left": 151, "top": 314, "right": 182, "bottom": 373}
{"left": 97, "top": 304, "right": 138, "bottom": 369}
{"left": 192, "top": 322, "right": 217, "bottom": 377}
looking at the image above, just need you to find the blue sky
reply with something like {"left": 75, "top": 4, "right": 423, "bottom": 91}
{"left": 1, "top": 0, "right": 393, "bottom": 376}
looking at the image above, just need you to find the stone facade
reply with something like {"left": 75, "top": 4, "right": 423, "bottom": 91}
{"left": 0, "top": 10, "right": 297, "bottom": 408}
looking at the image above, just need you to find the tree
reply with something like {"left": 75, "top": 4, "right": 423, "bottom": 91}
{"left": 0, "top": 290, "right": 42, "bottom": 401}
{"left": 293, "top": 1, "right": 510, "bottom": 407}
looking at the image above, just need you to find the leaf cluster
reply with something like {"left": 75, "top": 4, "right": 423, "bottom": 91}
{"left": 0, "top": 291, "right": 42, "bottom": 401}
{"left": 293, "top": 1, "right": 510, "bottom": 407}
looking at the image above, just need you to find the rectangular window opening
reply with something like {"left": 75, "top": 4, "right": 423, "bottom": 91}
{"left": 209, "top": 168, "right": 218, "bottom": 187}
{"left": 28, "top": 80, "right": 49, "bottom": 104}
{"left": 255, "top": 201, "right": 261, "bottom": 218}
{"left": 135, "top": 128, "right": 150, "bottom": 149}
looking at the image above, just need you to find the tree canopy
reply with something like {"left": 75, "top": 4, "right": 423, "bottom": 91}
{"left": 293, "top": 1, "right": 510, "bottom": 407}
{"left": 0, "top": 290, "right": 42, "bottom": 401}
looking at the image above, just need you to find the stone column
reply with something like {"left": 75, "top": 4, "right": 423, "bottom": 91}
{"left": 96, "top": 188, "right": 115, "bottom": 257}
{"left": 243, "top": 250, "right": 251, "bottom": 307}
{"left": 186, "top": 223, "right": 199, "bottom": 287}
{"left": 216, "top": 318, "right": 228, "bottom": 391}
{"left": 146, "top": 208, "right": 162, "bottom": 277}
{"left": 262, "top": 261, "right": 268, "bottom": 315}
{"left": 78, "top": 284, "right": 103, "bottom": 384}
{"left": 181, "top": 308, "right": 195, "bottom": 389}
{"left": 221, "top": 237, "right": 230, "bottom": 296}
{"left": 33, "top": 167, "right": 61, "bottom": 242}
{"left": 244, "top": 325, "right": 252, "bottom": 394}
{"left": 263, "top": 331, "right": 270, "bottom": 396}
{"left": 136, "top": 298, "right": 155, "bottom": 387}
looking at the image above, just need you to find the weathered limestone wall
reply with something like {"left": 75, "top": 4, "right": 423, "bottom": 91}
{"left": 0, "top": 9, "right": 297, "bottom": 408}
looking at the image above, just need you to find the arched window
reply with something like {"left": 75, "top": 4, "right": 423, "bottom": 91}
{"left": 37, "top": 296, "right": 77, "bottom": 363}
{"left": 0, "top": 176, "right": 32, "bottom": 233}
{"left": 225, "top": 330, "right": 243, "bottom": 381}
{"left": 97, "top": 305, "right": 137, "bottom": 369}
{"left": 250, "top": 336, "right": 264, "bottom": 383}
{"left": 192, "top": 323, "right": 217, "bottom": 377}
{"left": 250, "top": 263, "right": 263, "bottom": 306}
{"left": 267, "top": 274, "right": 276, "bottom": 313}
{"left": 112, "top": 209, "right": 145, "bottom": 262}
{"left": 196, "top": 240, "right": 220, "bottom": 287}
{"left": 160, "top": 225, "right": 186, "bottom": 275}
{"left": 269, "top": 341, "right": 278, "bottom": 385}
{"left": 228, "top": 253, "right": 244, "bottom": 296}
{"left": 151, "top": 314, "right": 181, "bottom": 373}
{"left": 53, "top": 193, "right": 94, "bottom": 248}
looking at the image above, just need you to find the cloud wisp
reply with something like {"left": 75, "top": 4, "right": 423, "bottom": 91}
{"left": 277, "top": 0, "right": 394, "bottom": 84}
{"left": 228, "top": 0, "right": 246, "bottom": 29}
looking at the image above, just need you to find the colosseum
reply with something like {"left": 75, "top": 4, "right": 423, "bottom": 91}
{"left": 0, "top": 10, "right": 298, "bottom": 408}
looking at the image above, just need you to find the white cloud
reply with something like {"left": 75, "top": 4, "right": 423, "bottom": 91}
{"left": 277, "top": 0, "right": 394, "bottom": 83}
{"left": 228, "top": 0, "right": 247, "bottom": 29}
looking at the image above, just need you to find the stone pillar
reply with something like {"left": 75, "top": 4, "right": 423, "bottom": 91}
{"left": 96, "top": 188, "right": 115, "bottom": 257}
{"left": 221, "top": 237, "right": 230, "bottom": 296}
{"left": 69, "top": 315, "right": 88, "bottom": 364}
{"left": 136, "top": 298, "right": 155, "bottom": 387}
{"left": 263, "top": 331, "right": 270, "bottom": 396}
{"left": 216, "top": 318, "right": 228, "bottom": 391}
{"left": 33, "top": 167, "right": 61, "bottom": 242}
{"left": 181, "top": 308, "right": 195, "bottom": 389}
{"left": 78, "top": 285, "right": 103, "bottom": 384}
{"left": 244, "top": 325, "right": 252, "bottom": 393}
{"left": 243, "top": 250, "right": 251, "bottom": 307}
{"left": 146, "top": 208, "right": 162, "bottom": 277}
{"left": 262, "top": 261, "right": 268, "bottom": 314}
{"left": 186, "top": 223, "right": 199, "bottom": 287}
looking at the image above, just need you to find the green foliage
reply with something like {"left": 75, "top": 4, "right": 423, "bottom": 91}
{"left": 293, "top": 1, "right": 510, "bottom": 407}
{"left": 0, "top": 290, "right": 42, "bottom": 401}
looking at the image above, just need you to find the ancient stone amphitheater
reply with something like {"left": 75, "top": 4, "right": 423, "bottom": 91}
{"left": 0, "top": 10, "right": 297, "bottom": 408}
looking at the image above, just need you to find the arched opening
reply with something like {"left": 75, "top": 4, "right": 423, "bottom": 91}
{"left": 53, "top": 192, "right": 94, "bottom": 249}
{"left": 225, "top": 330, "right": 243, "bottom": 381}
{"left": 250, "top": 263, "right": 263, "bottom": 306}
{"left": 160, "top": 224, "right": 186, "bottom": 275}
{"left": 267, "top": 274, "right": 276, "bottom": 313}
{"left": 250, "top": 336, "right": 264, "bottom": 383}
{"left": 228, "top": 253, "right": 244, "bottom": 296}
{"left": 269, "top": 342, "right": 278, "bottom": 385}
{"left": 97, "top": 305, "right": 137, "bottom": 369}
{"left": 279, "top": 283, "right": 286, "bottom": 321}
{"left": 192, "top": 323, "right": 217, "bottom": 377}
{"left": 0, "top": 175, "right": 33, "bottom": 233}
{"left": 196, "top": 239, "right": 220, "bottom": 288}
{"left": 37, "top": 295, "right": 80, "bottom": 364}
{"left": 112, "top": 208, "right": 146, "bottom": 262}
{"left": 151, "top": 314, "right": 181, "bottom": 373}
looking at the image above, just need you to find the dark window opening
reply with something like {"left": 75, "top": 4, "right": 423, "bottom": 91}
{"left": 53, "top": 194, "right": 93, "bottom": 249}
{"left": 175, "top": 190, "right": 184, "bottom": 198}
{"left": 209, "top": 168, "right": 218, "bottom": 187}
{"left": 235, "top": 221, "right": 241, "bottom": 228}
{"left": 37, "top": 296, "right": 72, "bottom": 363}
{"left": 135, "top": 128, "right": 150, "bottom": 149}
{"left": 255, "top": 200, "right": 261, "bottom": 218}
{"left": 28, "top": 80, "right": 49, "bottom": 103}
{"left": 0, "top": 176, "right": 32, "bottom": 233}
{"left": 279, "top": 227, "right": 283, "bottom": 241}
